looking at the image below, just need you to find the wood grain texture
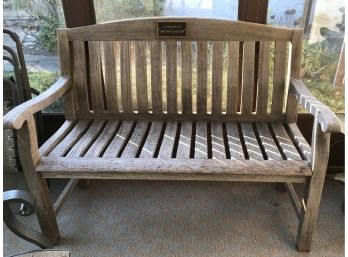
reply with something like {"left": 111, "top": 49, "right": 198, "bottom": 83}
{"left": 256, "top": 41, "right": 271, "bottom": 115}
{"left": 54, "top": 178, "right": 78, "bottom": 215}
{"left": 158, "top": 121, "right": 177, "bottom": 158}
{"left": 67, "top": 18, "right": 293, "bottom": 42}
{"left": 122, "top": 121, "right": 148, "bottom": 157}
{"left": 286, "top": 123, "right": 311, "bottom": 161}
{"left": 88, "top": 41, "right": 105, "bottom": 112}
{"left": 79, "top": 112, "right": 287, "bottom": 123}
{"left": 166, "top": 41, "right": 177, "bottom": 114}
{"left": 37, "top": 157, "right": 312, "bottom": 183}
{"left": 120, "top": 41, "right": 132, "bottom": 113}
{"left": 256, "top": 122, "right": 282, "bottom": 160}
{"left": 181, "top": 41, "right": 192, "bottom": 114}
{"left": 66, "top": 120, "right": 105, "bottom": 157}
{"left": 57, "top": 29, "right": 75, "bottom": 120}
{"left": 196, "top": 41, "right": 208, "bottom": 114}
{"left": 272, "top": 41, "right": 287, "bottom": 114}
{"left": 101, "top": 41, "right": 119, "bottom": 112}
{"left": 3, "top": 76, "right": 71, "bottom": 130}
{"left": 39, "top": 121, "right": 75, "bottom": 156}
{"left": 296, "top": 118, "right": 330, "bottom": 251}
{"left": 103, "top": 121, "right": 134, "bottom": 157}
{"left": 135, "top": 41, "right": 148, "bottom": 113}
{"left": 241, "top": 122, "right": 263, "bottom": 160}
{"left": 18, "top": 117, "right": 60, "bottom": 244}
{"left": 49, "top": 120, "right": 90, "bottom": 157}
{"left": 271, "top": 122, "right": 302, "bottom": 160}
{"left": 289, "top": 79, "right": 341, "bottom": 133}
{"left": 225, "top": 122, "right": 244, "bottom": 160}
{"left": 286, "top": 29, "right": 304, "bottom": 123}
{"left": 73, "top": 41, "right": 89, "bottom": 113}
{"left": 150, "top": 41, "right": 163, "bottom": 114}
{"left": 194, "top": 122, "right": 208, "bottom": 158}
{"left": 176, "top": 121, "right": 192, "bottom": 158}
{"left": 211, "top": 122, "right": 226, "bottom": 159}
{"left": 211, "top": 42, "right": 224, "bottom": 114}
{"left": 226, "top": 41, "right": 239, "bottom": 114}
{"left": 139, "top": 121, "right": 163, "bottom": 158}
{"left": 84, "top": 120, "right": 120, "bottom": 157}
{"left": 241, "top": 41, "right": 255, "bottom": 114}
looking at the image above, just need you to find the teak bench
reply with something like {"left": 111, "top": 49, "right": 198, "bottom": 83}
{"left": 3, "top": 17, "right": 341, "bottom": 252}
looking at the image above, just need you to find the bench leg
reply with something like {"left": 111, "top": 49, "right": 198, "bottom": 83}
{"left": 26, "top": 175, "right": 60, "bottom": 245}
{"left": 18, "top": 118, "right": 60, "bottom": 244}
{"left": 296, "top": 123, "right": 330, "bottom": 252}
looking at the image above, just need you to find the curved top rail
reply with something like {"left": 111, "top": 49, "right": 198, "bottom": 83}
{"left": 65, "top": 17, "right": 295, "bottom": 42}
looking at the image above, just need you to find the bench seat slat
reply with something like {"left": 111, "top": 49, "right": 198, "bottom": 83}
{"left": 194, "top": 122, "right": 208, "bottom": 159}
{"left": 49, "top": 120, "right": 90, "bottom": 157}
{"left": 176, "top": 121, "right": 192, "bottom": 158}
{"left": 225, "top": 122, "right": 244, "bottom": 160}
{"left": 241, "top": 122, "right": 263, "bottom": 160}
{"left": 158, "top": 121, "right": 178, "bottom": 158}
{"left": 103, "top": 121, "right": 134, "bottom": 157}
{"left": 42, "top": 121, "right": 307, "bottom": 164}
{"left": 84, "top": 121, "right": 120, "bottom": 157}
{"left": 121, "top": 121, "right": 148, "bottom": 158}
{"left": 66, "top": 120, "right": 105, "bottom": 157}
{"left": 211, "top": 122, "right": 226, "bottom": 159}
{"left": 256, "top": 122, "right": 283, "bottom": 161}
{"left": 270, "top": 122, "right": 302, "bottom": 160}
{"left": 139, "top": 121, "right": 163, "bottom": 158}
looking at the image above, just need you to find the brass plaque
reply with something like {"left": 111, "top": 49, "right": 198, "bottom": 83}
{"left": 157, "top": 21, "right": 187, "bottom": 38}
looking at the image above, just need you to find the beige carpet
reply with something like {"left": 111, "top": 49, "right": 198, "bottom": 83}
{"left": 4, "top": 180, "right": 344, "bottom": 257}
{"left": 10, "top": 250, "right": 69, "bottom": 257}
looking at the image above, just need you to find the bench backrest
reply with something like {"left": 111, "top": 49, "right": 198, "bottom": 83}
{"left": 58, "top": 17, "right": 303, "bottom": 122}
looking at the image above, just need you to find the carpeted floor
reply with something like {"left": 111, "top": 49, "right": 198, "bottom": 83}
{"left": 4, "top": 180, "right": 344, "bottom": 257}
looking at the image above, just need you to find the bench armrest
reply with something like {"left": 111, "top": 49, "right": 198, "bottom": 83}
{"left": 3, "top": 76, "right": 72, "bottom": 130}
{"left": 289, "top": 79, "right": 341, "bottom": 133}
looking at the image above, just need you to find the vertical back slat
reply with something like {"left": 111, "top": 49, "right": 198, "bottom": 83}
{"left": 151, "top": 41, "right": 163, "bottom": 114}
{"left": 73, "top": 41, "right": 89, "bottom": 113}
{"left": 88, "top": 41, "right": 105, "bottom": 112}
{"left": 197, "top": 41, "right": 208, "bottom": 114}
{"left": 57, "top": 29, "right": 75, "bottom": 120}
{"left": 286, "top": 29, "right": 304, "bottom": 123}
{"left": 120, "top": 41, "right": 132, "bottom": 113}
{"left": 166, "top": 41, "right": 177, "bottom": 114}
{"left": 211, "top": 41, "right": 224, "bottom": 114}
{"left": 181, "top": 41, "right": 192, "bottom": 114}
{"left": 256, "top": 41, "right": 271, "bottom": 115}
{"left": 241, "top": 41, "right": 255, "bottom": 114}
{"left": 226, "top": 41, "right": 239, "bottom": 114}
{"left": 101, "top": 41, "right": 119, "bottom": 112}
{"left": 272, "top": 41, "right": 287, "bottom": 114}
{"left": 135, "top": 41, "right": 148, "bottom": 113}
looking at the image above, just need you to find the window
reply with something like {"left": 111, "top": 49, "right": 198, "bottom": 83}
{"left": 3, "top": 0, "right": 65, "bottom": 113}
{"left": 267, "top": 0, "right": 345, "bottom": 113}
{"left": 95, "top": 0, "right": 238, "bottom": 22}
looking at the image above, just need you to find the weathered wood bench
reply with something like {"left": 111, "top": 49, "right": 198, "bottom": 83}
{"left": 3, "top": 17, "right": 341, "bottom": 252}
